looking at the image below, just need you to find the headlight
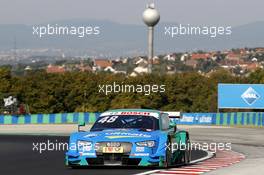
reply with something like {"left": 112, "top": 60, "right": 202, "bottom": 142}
{"left": 77, "top": 140, "right": 92, "bottom": 151}
{"left": 136, "top": 141, "right": 155, "bottom": 147}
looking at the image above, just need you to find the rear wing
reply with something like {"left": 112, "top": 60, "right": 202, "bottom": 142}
{"left": 164, "top": 111, "right": 182, "bottom": 119}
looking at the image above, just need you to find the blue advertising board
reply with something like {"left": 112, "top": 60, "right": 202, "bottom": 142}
{"left": 218, "top": 84, "right": 264, "bottom": 109}
{"left": 172, "top": 113, "right": 214, "bottom": 125}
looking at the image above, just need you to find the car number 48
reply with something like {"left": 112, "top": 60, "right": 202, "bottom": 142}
{"left": 98, "top": 116, "right": 119, "bottom": 123}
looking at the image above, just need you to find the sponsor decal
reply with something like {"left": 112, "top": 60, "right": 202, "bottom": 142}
{"left": 175, "top": 114, "right": 212, "bottom": 124}
{"left": 104, "top": 132, "right": 151, "bottom": 139}
{"left": 84, "top": 133, "right": 98, "bottom": 138}
{"left": 136, "top": 147, "right": 145, "bottom": 152}
{"left": 80, "top": 153, "right": 96, "bottom": 156}
{"left": 241, "top": 87, "right": 260, "bottom": 105}
{"left": 105, "top": 136, "right": 135, "bottom": 139}
{"left": 180, "top": 116, "right": 194, "bottom": 123}
{"left": 105, "top": 132, "right": 151, "bottom": 137}
{"left": 199, "top": 116, "right": 212, "bottom": 123}
{"left": 131, "top": 153, "right": 149, "bottom": 157}
{"left": 79, "top": 145, "right": 92, "bottom": 152}
{"left": 120, "top": 112, "right": 150, "bottom": 116}
{"left": 100, "top": 111, "right": 159, "bottom": 118}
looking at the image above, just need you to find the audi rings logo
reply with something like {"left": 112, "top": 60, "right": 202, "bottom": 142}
{"left": 106, "top": 142, "right": 121, "bottom": 147}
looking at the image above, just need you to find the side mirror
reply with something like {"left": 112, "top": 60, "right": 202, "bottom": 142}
{"left": 169, "top": 123, "right": 177, "bottom": 132}
{"left": 78, "top": 121, "right": 86, "bottom": 132}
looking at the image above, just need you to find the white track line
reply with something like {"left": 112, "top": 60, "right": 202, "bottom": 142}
{"left": 190, "top": 151, "right": 215, "bottom": 164}
{"left": 135, "top": 170, "right": 160, "bottom": 175}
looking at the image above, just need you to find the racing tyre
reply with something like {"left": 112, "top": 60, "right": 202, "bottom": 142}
{"left": 164, "top": 140, "right": 172, "bottom": 168}
{"left": 183, "top": 138, "right": 191, "bottom": 165}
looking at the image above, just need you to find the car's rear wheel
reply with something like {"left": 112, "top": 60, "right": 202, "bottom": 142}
{"left": 164, "top": 139, "right": 172, "bottom": 168}
{"left": 183, "top": 138, "right": 191, "bottom": 164}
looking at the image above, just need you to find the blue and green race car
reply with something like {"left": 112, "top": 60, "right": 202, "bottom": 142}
{"left": 65, "top": 109, "right": 191, "bottom": 167}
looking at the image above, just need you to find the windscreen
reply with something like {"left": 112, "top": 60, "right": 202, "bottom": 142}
{"left": 90, "top": 115, "right": 159, "bottom": 131}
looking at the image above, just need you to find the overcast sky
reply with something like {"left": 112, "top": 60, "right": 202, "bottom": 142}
{"left": 0, "top": 0, "right": 263, "bottom": 26}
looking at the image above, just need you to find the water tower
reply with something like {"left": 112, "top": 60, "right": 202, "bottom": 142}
{"left": 142, "top": 3, "right": 160, "bottom": 73}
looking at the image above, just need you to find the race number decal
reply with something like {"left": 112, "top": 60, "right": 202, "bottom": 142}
{"left": 98, "top": 116, "right": 119, "bottom": 123}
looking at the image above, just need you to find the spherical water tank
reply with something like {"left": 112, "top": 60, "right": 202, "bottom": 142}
{"left": 143, "top": 4, "right": 160, "bottom": 27}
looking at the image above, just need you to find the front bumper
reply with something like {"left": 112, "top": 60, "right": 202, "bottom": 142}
{"left": 66, "top": 153, "right": 160, "bottom": 166}
{"left": 66, "top": 141, "right": 163, "bottom": 167}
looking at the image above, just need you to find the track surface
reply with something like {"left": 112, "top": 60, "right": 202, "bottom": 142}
{"left": 1, "top": 126, "right": 263, "bottom": 175}
{"left": 0, "top": 135, "right": 206, "bottom": 175}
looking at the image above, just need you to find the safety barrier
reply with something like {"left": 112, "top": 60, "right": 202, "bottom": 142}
{"left": 0, "top": 113, "right": 100, "bottom": 125}
{"left": 0, "top": 112, "right": 263, "bottom": 127}
{"left": 175, "top": 112, "right": 264, "bottom": 127}
{"left": 214, "top": 112, "right": 264, "bottom": 126}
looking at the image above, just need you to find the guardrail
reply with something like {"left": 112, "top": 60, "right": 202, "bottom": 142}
{"left": 0, "top": 112, "right": 263, "bottom": 127}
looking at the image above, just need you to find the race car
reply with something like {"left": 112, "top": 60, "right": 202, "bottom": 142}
{"left": 65, "top": 109, "right": 191, "bottom": 167}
